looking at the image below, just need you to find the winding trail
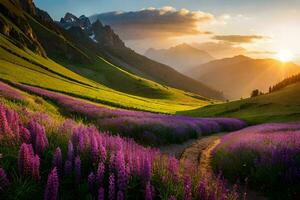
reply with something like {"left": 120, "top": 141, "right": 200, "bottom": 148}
{"left": 161, "top": 132, "right": 268, "bottom": 200}
{"left": 198, "top": 138, "right": 220, "bottom": 177}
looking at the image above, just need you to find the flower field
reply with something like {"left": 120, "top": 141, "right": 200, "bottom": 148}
{"left": 14, "top": 83, "right": 246, "bottom": 145}
{"left": 0, "top": 102, "right": 240, "bottom": 200}
{"left": 212, "top": 123, "right": 300, "bottom": 199}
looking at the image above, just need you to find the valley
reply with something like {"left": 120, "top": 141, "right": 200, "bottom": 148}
{"left": 1, "top": 1, "right": 300, "bottom": 200}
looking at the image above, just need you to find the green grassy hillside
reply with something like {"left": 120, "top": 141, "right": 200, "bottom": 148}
{"left": 180, "top": 82, "right": 300, "bottom": 124}
{"left": 0, "top": 33, "right": 212, "bottom": 113}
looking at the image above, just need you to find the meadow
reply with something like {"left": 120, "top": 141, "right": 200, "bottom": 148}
{"left": 0, "top": 81, "right": 241, "bottom": 200}
{"left": 181, "top": 81, "right": 300, "bottom": 124}
{"left": 212, "top": 123, "right": 300, "bottom": 199}
{"left": 9, "top": 83, "right": 244, "bottom": 146}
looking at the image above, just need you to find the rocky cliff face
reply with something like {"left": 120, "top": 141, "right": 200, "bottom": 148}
{"left": 0, "top": 0, "right": 46, "bottom": 56}
{"left": 59, "top": 13, "right": 91, "bottom": 30}
{"left": 19, "top": 0, "right": 36, "bottom": 15}
{"left": 91, "top": 20, "right": 125, "bottom": 48}
{"left": 58, "top": 12, "right": 125, "bottom": 49}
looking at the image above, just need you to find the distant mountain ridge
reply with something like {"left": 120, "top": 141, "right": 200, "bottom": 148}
{"left": 186, "top": 55, "right": 300, "bottom": 99}
{"left": 145, "top": 43, "right": 214, "bottom": 73}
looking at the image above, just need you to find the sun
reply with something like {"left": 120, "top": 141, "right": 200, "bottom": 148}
{"left": 276, "top": 49, "right": 294, "bottom": 62}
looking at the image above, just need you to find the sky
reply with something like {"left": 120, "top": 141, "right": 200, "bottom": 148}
{"left": 34, "top": 0, "right": 300, "bottom": 63}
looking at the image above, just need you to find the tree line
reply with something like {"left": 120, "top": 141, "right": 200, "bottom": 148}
{"left": 269, "top": 73, "right": 300, "bottom": 93}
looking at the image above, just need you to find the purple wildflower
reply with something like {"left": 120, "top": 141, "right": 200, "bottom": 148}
{"left": 75, "top": 156, "right": 81, "bottom": 183}
{"left": 99, "top": 143, "right": 106, "bottom": 162}
{"left": 64, "top": 160, "right": 72, "bottom": 176}
{"left": 98, "top": 187, "right": 105, "bottom": 200}
{"left": 184, "top": 176, "right": 192, "bottom": 200}
{"left": 18, "top": 143, "right": 34, "bottom": 177}
{"left": 108, "top": 173, "right": 115, "bottom": 200}
{"left": 67, "top": 140, "right": 74, "bottom": 161}
{"left": 32, "top": 155, "right": 40, "bottom": 181}
{"left": 28, "top": 121, "right": 48, "bottom": 155}
{"left": 52, "top": 147, "right": 62, "bottom": 175}
{"left": 0, "top": 106, "right": 11, "bottom": 135}
{"left": 115, "top": 151, "right": 127, "bottom": 191}
{"left": 96, "top": 161, "right": 105, "bottom": 186}
{"left": 88, "top": 172, "right": 96, "bottom": 194}
{"left": 143, "top": 158, "right": 151, "bottom": 183}
{"left": 90, "top": 134, "right": 99, "bottom": 163}
{"left": 198, "top": 181, "right": 207, "bottom": 200}
{"left": 19, "top": 126, "right": 31, "bottom": 143}
{"left": 44, "top": 168, "right": 59, "bottom": 200}
{"left": 117, "top": 191, "right": 124, "bottom": 200}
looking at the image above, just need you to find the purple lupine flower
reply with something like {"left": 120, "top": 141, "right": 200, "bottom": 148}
{"left": 168, "top": 157, "right": 179, "bottom": 181}
{"left": 67, "top": 140, "right": 74, "bottom": 161}
{"left": 32, "top": 155, "right": 40, "bottom": 181}
{"left": 96, "top": 161, "right": 105, "bottom": 186}
{"left": 108, "top": 173, "right": 115, "bottom": 200}
{"left": 109, "top": 154, "right": 115, "bottom": 173}
{"left": 44, "top": 168, "right": 59, "bottom": 200}
{"left": 64, "top": 160, "right": 72, "bottom": 176}
{"left": 28, "top": 121, "right": 48, "bottom": 155}
{"left": 115, "top": 151, "right": 127, "bottom": 191}
{"left": 117, "top": 191, "right": 124, "bottom": 200}
{"left": 0, "top": 106, "right": 11, "bottom": 135}
{"left": 90, "top": 134, "right": 99, "bottom": 163}
{"left": 143, "top": 158, "right": 151, "bottom": 183}
{"left": 88, "top": 172, "right": 96, "bottom": 194}
{"left": 98, "top": 187, "right": 105, "bottom": 200}
{"left": 19, "top": 126, "right": 31, "bottom": 143}
{"left": 6, "top": 109, "right": 19, "bottom": 139}
{"left": 77, "top": 131, "right": 85, "bottom": 153}
{"left": 75, "top": 156, "right": 81, "bottom": 183}
{"left": 99, "top": 143, "right": 106, "bottom": 162}
{"left": 35, "top": 126, "right": 49, "bottom": 155}
{"left": 198, "top": 181, "right": 207, "bottom": 200}
{"left": 145, "top": 182, "right": 153, "bottom": 200}
{"left": 18, "top": 143, "right": 34, "bottom": 177}
{"left": 52, "top": 147, "right": 62, "bottom": 175}
{"left": 0, "top": 168, "right": 9, "bottom": 192}
{"left": 184, "top": 176, "right": 192, "bottom": 200}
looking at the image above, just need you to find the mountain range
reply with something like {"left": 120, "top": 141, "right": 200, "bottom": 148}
{"left": 186, "top": 55, "right": 300, "bottom": 99}
{"left": 145, "top": 43, "right": 214, "bottom": 73}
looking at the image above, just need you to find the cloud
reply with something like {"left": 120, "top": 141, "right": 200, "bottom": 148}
{"left": 212, "top": 35, "right": 269, "bottom": 44}
{"left": 247, "top": 50, "right": 276, "bottom": 55}
{"left": 90, "top": 6, "right": 214, "bottom": 40}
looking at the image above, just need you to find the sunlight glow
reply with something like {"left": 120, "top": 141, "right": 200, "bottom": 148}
{"left": 276, "top": 49, "right": 294, "bottom": 62}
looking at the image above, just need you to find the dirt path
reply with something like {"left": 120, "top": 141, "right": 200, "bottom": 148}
{"left": 180, "top": 133, "right": 223, "bottom": 165}
{"left": 181, "top": 134, "right": 267, "bottom": 200}
{"left": 198, "top": 138, "right": 220, "bottom": 176}
{"left": 160, "top": 133, "right": 224, "bottom": 159}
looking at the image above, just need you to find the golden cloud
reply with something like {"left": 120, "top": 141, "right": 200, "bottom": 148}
{"left": 212, "top": 35, "right": 269, "bottom": 43}
{"left": 90, "top": 7, "right": 214, "bottom": 40}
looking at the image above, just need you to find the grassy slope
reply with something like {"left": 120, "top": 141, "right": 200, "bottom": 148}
{"left": 0, "top": 34, "right": 211, "bottom": 113}
{"left": 0, "top": 0, "right": 214, "bottom": 113}
{"left": 180, "top": 82, "right": 300, "bottom": 124}
{"left": 27, "top": 15, "right": 170, "bottom": 99}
